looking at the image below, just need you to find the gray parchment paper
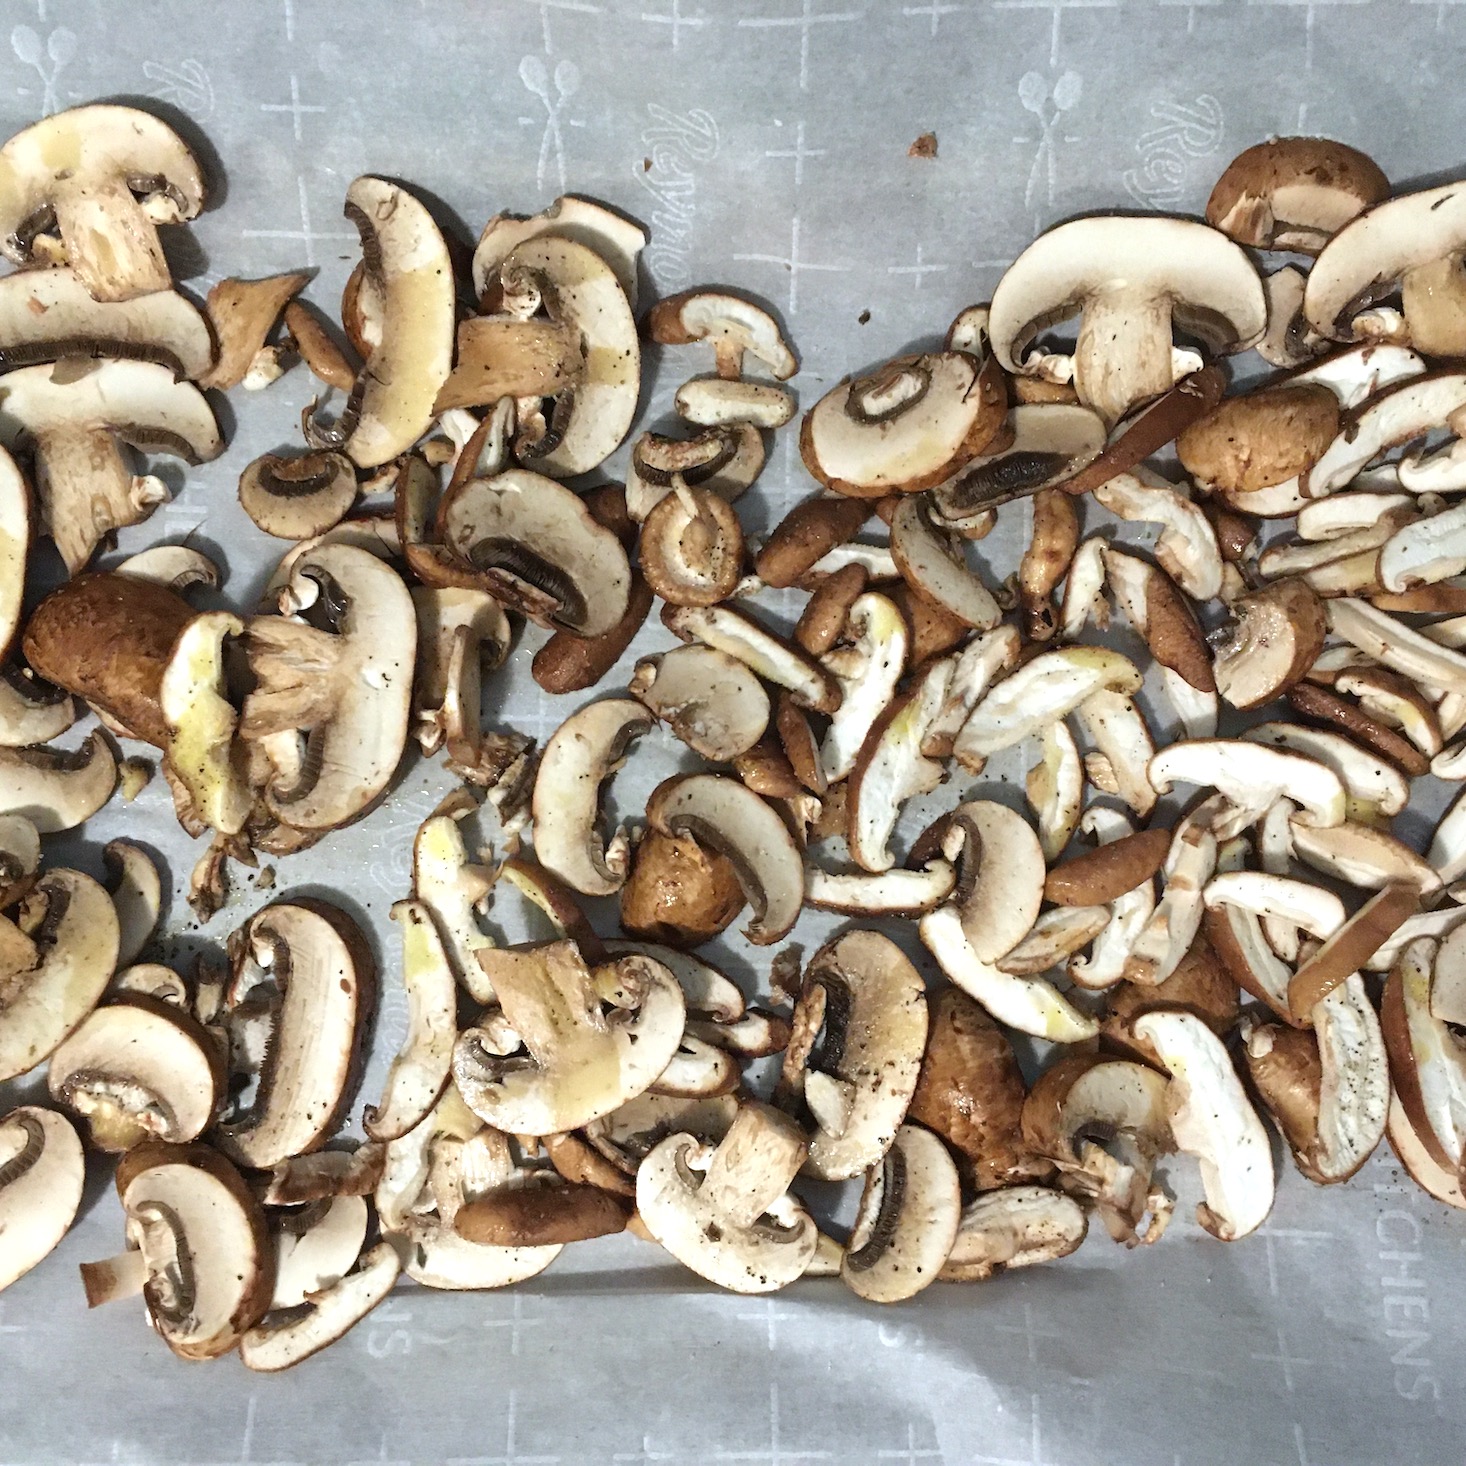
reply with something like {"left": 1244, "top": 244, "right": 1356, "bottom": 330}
{"left": 0, "top": 2, "right": 1463, "bottom": 1463}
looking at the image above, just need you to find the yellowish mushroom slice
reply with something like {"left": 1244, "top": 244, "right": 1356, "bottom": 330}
{"left": 841, "top": 1124, "right": 960, "bottom": 1303}
{"left": 939, "top": 1185, "right": 1088, "bottom": 1283}
{"left": 412, "top": 792, "right": 496, "bottom": 1003}
{"left": 1134, "top": 1011, "right": 1274, "bottom": 1241}
{"left": 818, "top": 591, "right": 907, "bottom": 782}
{"left": 647, "top": 290, "right": 797, "bottom": 381}
{"left": 629, "top": 644, "right": 769, "bottom": 762}
{"left": 1387, "top": 1092, "right": 1466, "bottom": 1210}
{"left": 1058, "top": 536, "right": 1109, "bottom": 640}
{"left": 452, "top": 941, "right": 686, "bottom": 1136}
{"left": 1245, "top": 720, "right": 1408, "bottom": 826}
{"left": 0, "top": 1106, "right": 84, "bottom": 1293}
{"left": 1290, "top": 821, "right": 1441, "bottom": 896}
{"left": 1026, "top": 719, "right": 1083, "bottom": 862}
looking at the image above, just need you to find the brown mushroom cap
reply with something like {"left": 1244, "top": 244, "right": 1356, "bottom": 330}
{"left": 619, "top": 828, "right": 747, "bottom": 949}
{"left": 1206, "top": 138, "right": 1389, "bottom": 254}
{"left": 638, "top": 483, "right": 745, "bottom": 607}
{"left": 1288, "top": 883, "right": 1422, "bottom": 1018}
{"left": 1244, "top": 1021, "right": 1324, "bottom": 1168}
{"left": 756, "top": 495, "right": 872, "bottom": 589}
{"left": 1045, "top": 827, "right": 1171, "bottom": 906}
{"left": 1177, "top": 384, "right": 1340, "bottom": 495}
{"left": 1103, "top": 931, "right": 1241, "bottom": 1066}
{"left": 1213, "top": 579, "right": 1328, "bottom": 712}
{"left": 455, "top": 1181, "right": 630, "bottom": 1247}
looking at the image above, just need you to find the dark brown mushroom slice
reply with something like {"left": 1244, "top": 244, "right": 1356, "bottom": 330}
{"left": 1287, "top": 683, "right": 1431, "bottom": 777}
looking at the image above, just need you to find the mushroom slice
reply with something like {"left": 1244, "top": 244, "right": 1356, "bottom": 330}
{"left": 941, "top": 1186, "right": 1088, "bottom": 1284}
{"left": 1244, "top": 720, "right": 1409, "bottom": 823}
{"left": 215, "top": 901, "right": 375, "bottom": 1171}
{"left": 630, "top": 644, "right": 768, "bottom": 762}
{"left": 647, "top": 290, "right": 796, "bottom": 380}
{"left": 889, "top": 496, "right": 1001, "bottom": 631}
{"left": 1292, "top": 492, "right": 1416, "bottom": 545}
{"left": 1021, "top": 1051, "right": 1172, "bottom": 1245}
{"left": 619, "top": 826, "right": 746, "bottom": 949}
{"left": 942, "top": 800, "right": 1046, "bottom": 962}
{"left": 363, "top": 902, "right": 457, "bottom": 1143}
{"left": 650, "top": 1033, "right": 741, "bottom": 1099}
{"left": 439, "top": 469, "right": 631, "bottom": 636}
{"left": 1382, "top": 938, "right": 1466, "bottom": 1174}
{"left": 115, "top": 544, "right": 219, "bottom": 598}
{"left": 411, "top": 586, "right": 512, "bottom": 760}
{"left": 1074, "top": 688, "right": 1157, "bottom": 818}
{"left": 646, "top": 773, "right": 803, "bottom": 945}
{"left": 112, "top": 963, "right": 187, "bottom": 1008}
{"left": 0, "top": 812, "right": 40, "bottom": 903}
{"left": 800, "top": 351, "right": 1006, "bottom": 497}
{"left": 935, "top": 403, "right": 1106, "bottom": 519}
{"left": 1203, "top": 871, "right": 1345, "bottom": 940}
{"left": 1286, "top": 884, "right": 1421, "bottom": 1019}
{"left": 268, "top": 1193, "right": 371, "bottom": 1311}
{"left": 626, "top": 423, "right": 765, "bottom": 522}
{"left": 0, "top": 445, "right": 25, "bottom": 662}
{"left": 0, "top": 105, "right": 204, "bottom": 301}
{"left": 1178, "top": 384, "right": 1340, "bottom": 504}
{"left": 846, "top": 657, "right": 951, "bottom": 872}
{"left": 920, "top": 905, "right": 1098, "bottom": 1042}
{"left": 1068, "top": 828, "right": 1161, "bottom": 993}
{"left": 97, "top": 841, "right": 157, "bottom": 972}
{"left": 0, "top": 666, "right": 76, "bottom": 748}
{"left": 1206, "top": 137, "right": 1387, "bottom": 253}
{"left": 239, "top": 451, "right": 357, "bottom": 541}
{"left": 675, "top": 377, "right": 795, "bottom": 429}
{"left": 818, "top": 591, "right": 906, "bottom": 781}
{"left": 638, "top": 481, "right": 745, "bottom": 607}
{"left": 0, "top": 1106, "right": 83, "bottom": 1293}
{"left": 1327, "top": 597, "right": 1466, "bottom": 694}
{"left": 1149, "top": 739, "right": 1347, "bottom": 829}
{"left": 1212, "top": 579, "right": 1328, "bottom": 710}
{"left": 329, "top": 177, "right": 454, "bottom": 469}
{"left": 805, "top": 860, "right": 954, "bottom": 916}
{"left": 954, "top": 647, "right": 1142, "bottom": 772}
{"left": 1104, "top": 549, "right": 1214, "bottom": 699}
{"left": 1047, "top": 827, "right": 1170, "bottom": 907}
{"left": 1258, "top": 265, "right": 1329, "bottom": 369}
{"left": 47, "top": 997, "right": 219, "bottom": 1151}
{"left": 473, "top": 195, "right": 646, "bottom": 308}
{"left": 1379, "top": 500, "right": 1466, "bottom": 594}
{"left": 1121, "top": 817, "right": 1221, "bottom": 988}
{"left": 1134, "top": 1011, "right": 1274, "bottom": 1241}
{"left": 0, "top": 731, "right": 117, "bottom": 833}
{"left": 841, "top": 1124, "right": 961, "bottom": 1303}
{"left": 1336, "top": 667, "right": 1442, "bottom": 760}
{"left": 1025, "top": 718, "right": 1084, "bottom": 862}
{"left": 663, "top": 602, "right": 840, "bottom": 714}
{"left": 756, "top": 494, "right": 872, "bottom": 590}
{"left": 988, "top": 216, "right": 1264, "bottom": 425}
{"left": 924, "top": 625, "right": 1022, "bottom": 759}
{"left": 1290, "top": 821, "right": 1441, "bottom": 895}
{"left": 453, "top": 941, "right": 685, "bottom": 1135}
{"left": 241, "top": 543, "right": 415, "bottom": 832}
{"left": 241, "top": 1240, "right": 399, "bottom": 1373}
{"left": 0, "top": 358, "right": 221, "bottom": 574}
{"left": 997, "top": 906, "right": 1111, "bottom": 976}
{"left": 1305, "top": 182, "right": 1466, "bottom": 355}
{"left": 413, "top": 795, "right": 496, "bottom": 1003}
{"left": 637, "top": 1102, "right": 816, "bottom": 1293}
{"left": 1388, "top": 1093, "right": 1466, "bottom": 1209}
{"left": 1090, "top": 470, "right": 1223, "bottom": 601}
{"left": 531, "top": 698, "right": 650, "bottom": 898}
{"left": 200, "top": 272, "right": 309, "bottom": 391}
{"left": 0, "top": 864, "right": 120, "bottom": 1081}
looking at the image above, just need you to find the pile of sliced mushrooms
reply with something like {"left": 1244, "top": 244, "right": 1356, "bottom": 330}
{"left": 4, "top": 110, "right": 1466, "bottom": 1370}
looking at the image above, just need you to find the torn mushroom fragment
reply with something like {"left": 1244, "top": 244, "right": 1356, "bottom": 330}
{"left": 630, "top": 644, "right": 769, "bottom": 762}
{"left": 1090, "top": 469, "right": 1223, "bottom": 601}
{"left": 940, "top": 1186, "right": 1087, "bottom": 1283}
{"left": 1123, "top": 817, "right": 1219, "bottom": 987}
{"left": 0, "top": 104, "right": 205, "bottom": 302}
{"left": 0, "top": 1106, "right": 84, "bottom": 1294}
{"left": 200, "top": 271, "right": 309, "bottom": 391}
{"left": 412, "top": 794, "right": 496, "bottom": 1003}
{"left": 1025, "top": 718, "right": 1083, "bottom": 862}
{"left": 988, "top": 216, "right": 1265, "bottom": 426}
{"left": 647, "top": 290, "right": 796, "bottom": 381}
{"left": 1074, "top": 688, "right": 1157, "bottom": 819}
{"left": 410, "top": 586, "right": 512, "bottom": 767}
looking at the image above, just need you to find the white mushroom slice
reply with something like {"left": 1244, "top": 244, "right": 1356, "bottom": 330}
{"left": 268, "top": 1193, "right": 370, "bottom": 1312}
{"left": 676, "top": 377, "right": 794, "bottom": 429}
{"left": 1091, "top": 470, "right": 1224, "bottom": 601}
{"left": 944, "top": 800, "right": 1046, "bottom": 963}
{"left": 630, "top": 645, "right": 769, "bottom": 763}
{"left": 1256, "top": 799, "right": 1301, "bottom": 963}
{"left": 1059, "top": 536, "right": 1110, "bottom": 640}
{"left": 934, "top": 403, "right": 1106, "bottom": 518}
{"left": 116, "top": 543, "right": 220, "bottom": 596}
{"left": 119, "top": 1152, "right": 270, "bottom": 1359}
{"left": 841, "top": 1124, "right": 960, "bottom": 1303}
{"left": 819, "top": 592, "right": 906, "bottom": 781}
{"left": 650, "top": 1034, "right": 740, "bottom": 1099}
{"left": 242, "top": 544, "right": 415, "bottom": 832}
{"left": 920, "top": 905, "right": 1098, "bottom": 1042}
{"left": 411, "top": 586, "right": 511, "bottom": 760}
{"left": 1134, "top": 1011, "right": 1274, "bottom": 1241}
{"left": 1263, "top": 521, "right": 1407, "bottom": 582}
{"left": 1069, "top": 840, "right": 1157, "bottom": 993}
{"left": 989, "top": 217, "right": 1264, "bottom": 425}
{"left": 1327, "top": 597, "right": 1466, "bottom": 694}
{"left": 1387, "top": 1092, "right": 1466, "bottom": 1209}
{"left": 1163, "top": 673, "right": 1220, "bottom": 740}
{"left": 923, "top": 625, "right": 1021, "bottom": 759}
{"left": 1383, "top": 938, "right": 1466, "bottom": 1174}
{"left": 473, "top": 195, "right": 647, "bottom": 309}
{"left": 648, "top": 291, "right": 796, "bottom": 380}
{"left": 242, "top": 1240, "right": 398, "bottom": 1372}
{"left": 939, "top": 1185, "right": 1088, "bottom": 1283}
{"left": 1382, "top": 499, "right": 1466, "bottom": 593}
{"left": 1204, "top": 871, "right": 1345, "bottom": 940}
{"left": 1290, "top": 347, "right": 1426, "bottom": 419}
{"left": 330, "top": 177, "right": 454, "bottom": 469}
{"left": 1436, "top": 741, "right": 1466, "bottom": 781}
{"left": 805, "top": 860, "right": 955, "bottom": 916}
{"left": 781, "top": 931, "right": 927, "bottom": 1181}
{"left": 1336, "top": 668, "right": 1443, "bottom": 758}
{"left": 953, "top": 647, "right": 1142, "bottom": 772}
{"left": 373, "top": 1086, "right": 481, "bottom": 1231}
{"left": 800, "top": 540, "right": 900, "bottom": 585}
{"left": 1368, "top": 908, "right": 1466, "bottom": 973}
{"left": 0, "top": 105, "right": 204, "bottom": 301}
{"left": 47, "top": 998, "right": 218, "bottom": 1150}
{"left": 1244, "top": 720, "right": 1408, "bottom": 823}
{"left": 531, "top": 698, "right": 650, "bottom": 899}
{"left": 98, "top": 840, "right": 158, "bottom": 970}
{"left": 847, "top": 658, "right": 952, "bottom": 872}
{"left": 1290, "top": 821, "right": 1442, "bottom": 895}
{"left": 1258, "top": 266, "right": 1327, "bottom": 368}
{"left": 111, "top": 963, "right": 186, "bottom": 1007}
{"left": 413, "top": 797, "right": 496, "bottom": 1003}
{"left": 1074, "top": 688, "right": 1157, "bottom": 818}
{"left": 800, "top": 351, "right": 1005, "bottom": 495}
{"left": 997, "top": 906, "right": 1111, "bottom": 976}
{"left": 1399, "top": 433, "right": 1466, "bottom": 493}
{"left": 0, "top": 1106, "right": 84, "bottom": 1293}
{"left": 889, "top": 497, "right": 1001, "bottom": 631}
{"left": 363, "top": 902, "right": 457, "bottom": 1143}
{"left": 637, "top": 1103, "right": 816, "bottom": 1293}
{"left": 1202, "top": 833, "right": 1295, "bottom": 1019}
{"left": 0, "top": 447, "right": 26, "bottom": 661}
{"left": 1026, "top": 718, "right": 1084, "bottom": 863}
{"left": 0, "top": 868, "right": 119, "bottom": 1082}
{"left": 394, "top": 1216, "right": 561, "bottom": 1291}
{"left": 1296, "top": 491, "right": 1417, "bottom": 541}
{"left": 1103, "top": 548, "right": 1215, "bottom": 703}
{"left": 452, "top": 942, "right": 685, "bottom": 1135}
{"left": 0, "top": 731, "right": 117, "bottom": 833}
{"left": 647, "top": 774, "right": 803, "bottom": 945}
{"left": 0, "top": 358, "right": 221, "bottom": 575}
{"left": 215, "top": 901, "right": 373, "bottom": 1171}
{"left": 1149, "top": 739, "right": 1346, "bottom": 828}
{"left": 662, "top": 604, "right": 840, "bottom": 714}
{"left": 0, "top": 667, "right": 75, "bottom": 748}
{"left": 1124, "top": 822, "right": 1219, "bottom": 987}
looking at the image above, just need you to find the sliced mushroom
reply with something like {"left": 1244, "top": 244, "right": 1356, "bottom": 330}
{"left": 98, "top": 848, "right": 159, "bottom": 966}
{"left": 647, "top": 290, "right": 796, "bottom": 380}
{"left": 1258, "top": 265, "right": 1328, "bottom": 369}
{"left": 0, "top": 104, "right": 204, "bottom": 301}
{"left": 1134, "top": 1011, "right": 1274, "bottom": 1241}
{"left": 818, "top": 592, "right": 906, "bottom": 782}
{"left": 939, "top": 1185, "right": 1087, "bottom": 1283}
{"left": 1103, "top": 548, "right": 1213, "bottom": 699}
{"left": 997, "top": 905, "right": 1111, "bottom": 976}
{"left": 937, "top": 800, "right": 1046, "bottom": 962}
{"left": 1074, "top": 688, "right": 1157, "bottom": 818}
{"left": 805, "top": 859, "right": 954, "bottom": 917}
{"left": 638, "top": 481, "right": 744, "bottom": 607}
{"left": 1290, "top": 821, "right": 1441, "bottom": 895}
{"left": 1047, "top": 828, "right": 1170, "bottom": 907}
{"left": 0, "top": 731, "right": 117, "bottom": 833}
{"left": 1204, "top": 870, "right": 1345, "bottom": 942}
{"left": 1211, "top": 578, "right": 1328, "bottom": 711}
{"left": 1336, "top": 667, "right": 1442, "bottom": 760}
{"left": 620, "top": 827, "right": 746, "bottom": 949}
{"left": 473, "top": 195, "right": 646, "bottom": 309}
{"left": 1102, "top": 928, "right": 1239, "bottom": 1063}
{"left": 626, "top": 423, "right": 765, "bottom": 523}
{"left": 1067, "top": 813, "right": 1161, "bottom": 993}
{"left": 1149, "top": 739, "right": 1346, "bottom": 829}
{"left": 1090, "top": 469, "right": 1223, "bottom": 601}
{"left": 988, "top": 216, "right": 1264, "bottom": 425}
{"left": 453, "top": 941, "right": 686, "bottom": 1136}
{"left": 629, "top": 644, "right": 769, "bottom": 762}
{"left": 1123, "top": 818, "right": 1219, "bottom": 987}
{"left": 756, "top": 494, "right": 872, "bottom": 590}
{"left": 841, "top": 1124, "right": 960, "bottom": 1304}
{"left": 0, "top": 664, "right": 73, "bottom": 750}
{"left": 239, "top": 450, "right": 357, "bottom": 541}
{"left": 801, "top": 351, "right": 1006, "bottom": 497}
{"left": 1388, "top": 1093, "right": 1466, "bottom": 1209}
{"left": 1245, "top": 719, "right": 1409, "bottom": 825}
{"left": 412, "top": 794, "right": 496, "bottom": 1003}
{"left": 675, "top": 376, "right": 794, "bottom": 429}
{"left": 924, "top": 625, "right": 1022, "bottom": 760}
{"left": 0, "top": 1106, "right": 84, "bottom": 1293}
{"left": 1025, "top": 718, "right": 1084, "bottom": 862}
{"left": 889, "top": 495, "right": 1000, "bottom": 631}
{"left": 214, "top": 900, "right": 374, "bottom": 1171}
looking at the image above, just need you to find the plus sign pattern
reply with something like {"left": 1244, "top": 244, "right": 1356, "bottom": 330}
{"left": 1, "top": 2, "right": 1466, "bottom": 1465}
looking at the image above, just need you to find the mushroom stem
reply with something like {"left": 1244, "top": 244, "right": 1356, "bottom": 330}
{"left": 35, "top": 426, "right": 163, "bottom": 575}
{"left": 53, "top": 173, "right": 171, "bottom": 302}
{"left": 696, "top": 1105, "right": 808, "bottom": 1230}
{"left": 1075, "top": 289, "right": 1175, "bottom": 426}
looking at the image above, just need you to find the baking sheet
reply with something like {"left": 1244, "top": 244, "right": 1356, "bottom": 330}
{"left": 2, "top": 0, "right": 1466, "bottom": 1462}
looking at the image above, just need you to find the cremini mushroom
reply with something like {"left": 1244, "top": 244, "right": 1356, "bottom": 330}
{"left": 0, "top": 732, "right": 117, "bottom": 833}
{"left": 239, "top": 450, "right": 357, "bottom": 541}
{"left": 1212, "top": 578, "right": 1328, "bottom": 711}
{"left": 675, "top": 376, "right": 794, "bottom": 429}
{"left": 1074, "top": 688, "right": 1158, "bottom": 818}
{"left": 817, "top": 591, "right": 906, "bottom": 781}
{"left": 647, "top": 290, "right": 796, "bottom": 380}
{"left": 939, "top": 1186, "right": 1088, "bottom": 1282}
{"left": 620, "top": 828, "right": 746, "bottom": 948}
{"left": 0, "top": 1106, "right": 84, "bottom": 1294}
{"left": 940, "top": 799, "right": 1046, "bottom": 963}
{"left": 1067, "top": 809, "right": 1161, "bottom": 992}
{"left": 412, "top": 793, "right": 496, "bottom": 1003}
{"left": 630, "top": 644, "right": 769, "bottom": 762}
{"left": 889, "top": 495, "right": 1001, "bottom": 631}
{"left": 638, "top": 480, "right": 745, "bottom": 607}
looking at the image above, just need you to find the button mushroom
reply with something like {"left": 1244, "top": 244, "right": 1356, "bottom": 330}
{"left": 0, "top": 1106, "right": 84, "bottom": 1294}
